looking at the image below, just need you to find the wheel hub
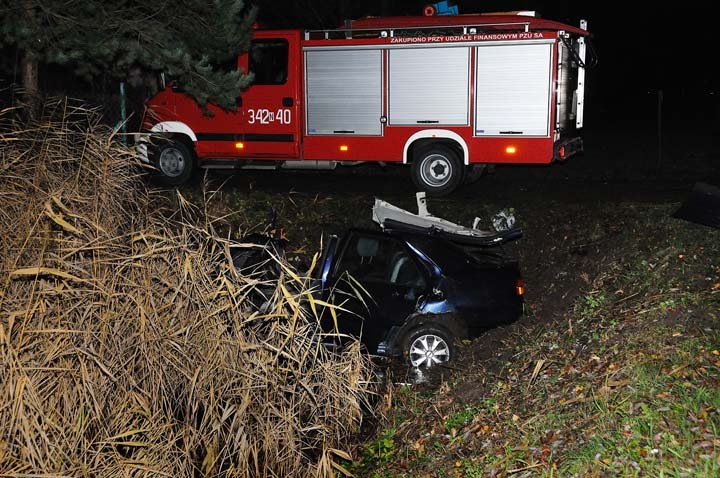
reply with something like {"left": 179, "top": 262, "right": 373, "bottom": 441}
{"left": 158, "top": 147, "right": 186, "bottom": 177}
{"left": 420, "top": 154, "right": 452, "bottom": 187}
{"left": 409, "top": 334, "right": 450, "bottom": 368}
{"left": 430, "top": 160, "right": 448, "bottom": 179}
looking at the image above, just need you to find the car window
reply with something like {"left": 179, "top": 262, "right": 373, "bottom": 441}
{"left": 249, "top": 39, "right": 288, "bottom": 85}
{"left": 336, "top": 234, "right": 427, "bottom": 288}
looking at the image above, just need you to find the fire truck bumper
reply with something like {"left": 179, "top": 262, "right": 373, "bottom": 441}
{"left": 133, "top": 133, "right": 151, "bottom": 164}
{"left": 554, "top": 137, "right": 583, "bottom": 162}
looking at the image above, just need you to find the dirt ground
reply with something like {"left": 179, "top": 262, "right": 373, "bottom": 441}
{"left": 167, "top": 148, "right": 720, "bottom": 474}
{"left": 178, "top": 155, "right": 718, "bottom": 371}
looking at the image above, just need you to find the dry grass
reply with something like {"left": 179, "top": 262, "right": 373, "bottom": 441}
{"left": 0, "top": 99, "right": 374, "bottom": 477}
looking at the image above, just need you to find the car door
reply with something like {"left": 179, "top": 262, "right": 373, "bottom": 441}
{"left": 326, "top": 231, "right": 429, "bottom": 353}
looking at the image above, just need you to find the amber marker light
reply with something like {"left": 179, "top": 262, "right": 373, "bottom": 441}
{"left": 505, "top": 145, "right": 517, "bottom": 154}
{"left": 235, "top": 142, "right": 245, "bottom": 149}
{"left": 516, "top": 278, "right": 525, "bottom": 296}
{"left": 339, "top": 145, "right": 349, "bottom": 152}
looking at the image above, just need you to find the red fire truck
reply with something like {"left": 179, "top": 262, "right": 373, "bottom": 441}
{"left": 138, "top": 12, "right": 590, "bottom": 195}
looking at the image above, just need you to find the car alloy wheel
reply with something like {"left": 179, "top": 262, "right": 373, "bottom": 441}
{"left": 408, "top": 333, "right": 450, "bottom": 368}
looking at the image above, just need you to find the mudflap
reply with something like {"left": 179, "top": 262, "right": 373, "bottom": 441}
{"left": 672, "top": 182, "right": 720, "bottom": 229}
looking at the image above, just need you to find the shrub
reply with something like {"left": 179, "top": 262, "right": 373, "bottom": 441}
{"left": 0, "top": 100, "right": 374, "bottom": 477}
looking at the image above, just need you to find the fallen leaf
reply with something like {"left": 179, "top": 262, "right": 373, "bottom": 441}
{"left": 692, "top": 441, "right": 714, "bottom": 450}
{"left": 10, "top": 267, "right": 87, "bottom": 284}
{"left": 328, "top": 448, "right": 352, "bottom": 461}
{"left": 607, "top": 379, "right": 630, "bottom": 387}
{"left": 529, "top": 359, "right": 546, "bottom": 385}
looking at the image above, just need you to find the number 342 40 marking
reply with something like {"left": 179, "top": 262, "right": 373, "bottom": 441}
{"left": 247, "top": 108, "right": 292, "bottom": 125}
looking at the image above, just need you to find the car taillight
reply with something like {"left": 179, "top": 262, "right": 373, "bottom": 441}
{"left": 515, "top": 278, "right": 525, "bottom": 296}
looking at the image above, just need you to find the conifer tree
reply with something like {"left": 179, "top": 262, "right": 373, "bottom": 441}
{"left": 1, "top": 0, "right": 256, "bottom": 112}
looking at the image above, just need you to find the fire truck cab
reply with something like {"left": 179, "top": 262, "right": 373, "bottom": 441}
{"left": 139, "top": 12, "right": 590, "bottom": 195}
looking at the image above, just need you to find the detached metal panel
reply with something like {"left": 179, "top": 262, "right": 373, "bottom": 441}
{"left": 388, "top": 47, "right": 470, "bottom": 126}
{"left": 305, "top": 49, "right": 383, "bottom": 135}
{"left": 475, "top": 42, "right": 553, "bottom": 136}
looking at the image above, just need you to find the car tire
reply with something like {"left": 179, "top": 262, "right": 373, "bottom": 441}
{"left": 150, "top": 139, "right": 195, "bottom": 186}
{"left": 401, "top": 326, "right": 455, "bottom": 369}
{"left": 411, "top": 145, "right": 464, "bottom": 196}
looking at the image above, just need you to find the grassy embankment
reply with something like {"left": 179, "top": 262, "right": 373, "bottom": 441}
{"left": 349, "top": 205, "right": 720, "bottom": 477}
{"left": 172, "top": 168, "right": 720, "bottom": 477}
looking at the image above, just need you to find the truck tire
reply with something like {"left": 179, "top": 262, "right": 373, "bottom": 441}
{"left": 401, "top": 325, "right": 455, "bottom": 368}
{"left": 150, "top": 139, "right": 195, "bottom": 186}
{"left": 411, "top": 145, "right": 464, "bottom": 196}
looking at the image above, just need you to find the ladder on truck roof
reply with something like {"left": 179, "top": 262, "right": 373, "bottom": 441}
{"left": 303, "top": 14, "right": 588, "bottom": 41}
{"left": 304, "top": 19, "right": 534, "bottom": 41}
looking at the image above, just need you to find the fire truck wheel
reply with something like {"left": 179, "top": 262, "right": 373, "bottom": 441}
{"left": 151, "top": 140, "right": 195, "bottom": 186}
{"left": 411, "top": 146, "right": 464, "bottom": 196}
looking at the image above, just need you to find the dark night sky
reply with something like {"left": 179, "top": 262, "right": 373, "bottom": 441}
{"left": 253, "top": 0, "right": 720, "bottom": 104}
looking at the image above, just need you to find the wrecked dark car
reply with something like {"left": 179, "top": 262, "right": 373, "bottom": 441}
{"left": 233, "top": 194, "right": 524, "bottom": 368}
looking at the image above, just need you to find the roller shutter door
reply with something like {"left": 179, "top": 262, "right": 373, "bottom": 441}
{"left": 305, "top": 49, "right": 383, "bottom": 136}
{"left": 388, "top": 47, "right": 470, "bottom": 126}
{"left": 475, "top": 42, "right": 553, "bottom": 136}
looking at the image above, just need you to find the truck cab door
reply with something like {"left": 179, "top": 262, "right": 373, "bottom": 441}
{"left": 239, "top": 31, "right": 301, "bottom": 159}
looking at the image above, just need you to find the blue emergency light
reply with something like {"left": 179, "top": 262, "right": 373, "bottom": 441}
{"left": 423, "top": 1, "right": 459, "bottom": 16}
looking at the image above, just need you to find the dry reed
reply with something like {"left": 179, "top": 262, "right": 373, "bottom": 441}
{"left": 0, "top": 99, "right": 374, "bottom": 477}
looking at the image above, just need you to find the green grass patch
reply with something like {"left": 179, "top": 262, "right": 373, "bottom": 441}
{"left": 350, "top": 203, "right": 719, "bottom": 477}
